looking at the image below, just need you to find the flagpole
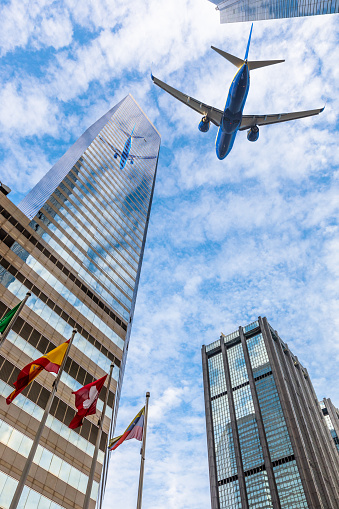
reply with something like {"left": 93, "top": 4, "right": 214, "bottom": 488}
{"left": 9, "top": 328, "right": 77, "bottom": 509}
{"left": 83, "top": 362, "right": 114, "bottom": 509}
{"left": 96, "top": 392, "right": 117, "bottom": 509}
{"left": 136, "top": 391, "right": 150, "bottom": 509}
{"left": 0, "top": 292, "right": 31, "bottom": 348}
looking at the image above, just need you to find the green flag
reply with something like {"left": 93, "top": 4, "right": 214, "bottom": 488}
{"left": 0, "top": 301, "right": 22, "bottom": 334}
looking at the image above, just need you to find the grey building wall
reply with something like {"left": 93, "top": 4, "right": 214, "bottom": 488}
{"left": 0, "top": 95, "right": 160, "bottom": 509}
{"left": 202, "top": 317, "right": 339, "bottom": 509}
{"left": 209, "top": 0, "right": 339, "bottom": 23}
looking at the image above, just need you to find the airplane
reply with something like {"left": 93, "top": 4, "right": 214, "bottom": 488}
{"left": 151, "top": 24, "right": 324, "bottom": 160}
{"left": 99, "top": 126, "right": 157, "bottom": 170}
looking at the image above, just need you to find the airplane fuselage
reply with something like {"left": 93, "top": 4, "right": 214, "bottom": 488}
{"left": 120, "top": 136, "right": 132, "bottom": 169}
{"left": 216, "top": 63, "right": 250, "bottom": 160}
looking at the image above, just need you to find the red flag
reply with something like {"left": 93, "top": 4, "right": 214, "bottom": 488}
{"left": 69, "top": 375, "right": 107, "bottom": 429}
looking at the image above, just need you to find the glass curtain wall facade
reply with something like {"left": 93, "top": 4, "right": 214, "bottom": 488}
{"left": 0, "top": 95, "right": 160, "bottom": 509}
{"left": 202, "top": 317, "right": 339, "bottom": 509}
{"left": 209, "top": 0, "right": 339, "bottom": 23}
{"left": 320, "top": 399, "right": 339, "bottom": 455}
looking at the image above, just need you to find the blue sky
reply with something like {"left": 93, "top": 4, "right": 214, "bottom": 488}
{"left": 0, "top": 1, "right": 338, "bottom": 508}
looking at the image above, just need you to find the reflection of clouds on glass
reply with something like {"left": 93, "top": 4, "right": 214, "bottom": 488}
{"left": 25, "top": 255, "right": 123, "bottom": 339}
{"left": 228, "top": 343, "right": 248, "bottom": 388}
{"left": 247, "top": 334, "right": 272, "bottom": 377}
{"left": 43, "top": 204, "right": 133, "bottom": 307}
{"left": 245, "top": 471, "right": 272, "bottom": 508}
{"left": 212, "top": 394, "right": 237, "bottom": 482}
{"left": 208, "top": 353, "right": 227, "bottom": 398}
{"left": 234, "top": 385, "right": 255, "bottom": 419}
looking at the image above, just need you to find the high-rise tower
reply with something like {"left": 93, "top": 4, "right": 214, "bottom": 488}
{"left": 202, "top": 317, "right": 339, "bottom": 509}
{"left": 0, "top": 95, "right": 160, "bottom": 508}
{"left": 208, "top": 0, "right": 339, "bottom": 23}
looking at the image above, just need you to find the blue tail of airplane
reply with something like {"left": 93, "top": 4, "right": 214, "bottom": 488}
{"left": 211, "top": 23, "right": 285, "bottom": 70}
{"left": 244, "top": 23, "right": 253, "bottom": 61}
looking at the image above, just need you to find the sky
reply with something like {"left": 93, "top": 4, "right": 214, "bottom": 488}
{"left": 0, "top": 1, "right": 338, "bottom": 508}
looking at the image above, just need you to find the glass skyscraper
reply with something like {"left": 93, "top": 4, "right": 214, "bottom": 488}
{"left": 202, "top": 317, "right": 339, "bottom": 509}
{"left": 0, "top": 95, "right": 160, "bottom": 508}
{"left": 209, "top": 0, "right": 339, "bottom": 23}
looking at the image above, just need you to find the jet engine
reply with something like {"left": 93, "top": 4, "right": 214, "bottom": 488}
{"left": 198, "top": 116, "right": 210, "bottom": 133}
{"left": 247, "top": 125, "right": 259, "bottom": 142}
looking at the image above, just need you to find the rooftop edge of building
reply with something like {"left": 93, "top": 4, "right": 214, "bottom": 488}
{"left": 203, "top": 316, "right": 307, "bottom": 371}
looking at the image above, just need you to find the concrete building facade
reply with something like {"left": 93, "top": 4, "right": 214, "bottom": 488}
{"left": 202, "top": 317, "right": 339, "bottom": 509}
{"left": 0, "top": 95, "right": 160, "bottom": 508}
{"left": 209, "top": 0, "right": 339, "bottom": 23}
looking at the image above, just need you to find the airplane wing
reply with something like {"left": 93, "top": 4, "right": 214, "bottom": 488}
{"left": 99, "top": 135, "right": 157, "bottom": 161}
{"left": 129, "top": 154, "right": 157, "bottom": 160}
{"left": 98, "top": 135, "right": 122, "bottom": 156}
{"left": 152, "top": 74, "right": 223, "bottom": 127}
{"left": 121, "top": 129, "right": 145, "bottom": 140}
{"left": 239, "top": 107, "right": 324, "bottom": 131}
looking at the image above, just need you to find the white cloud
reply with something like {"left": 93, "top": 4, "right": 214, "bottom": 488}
{"left": 0, "top": 0, "right": 73, "bottom": 55}
{"left": 0, "top": 82, "right": 59, "bottom": 137}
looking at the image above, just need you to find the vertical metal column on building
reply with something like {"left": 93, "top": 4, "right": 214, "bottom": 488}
{"left": 296, "top": 366, "right": 339, "bottom": 506}
{"left": 259, "top": 317, "right": 323, "bottom": 509}
{"left": 271, "top": 320, "right": 339, "bottom": 508}
{"left": 239, "top": 326, "right": 281, "bottom": 509}
{"left": 201, "top": 345, "right": 220, "bottom": 509}
{"left": 324, "top": 399, "right": 339, "bottom": 445}
{"left": 322, "top": 396, "right": 339, "bottom": 460}
{"left": 292, "top": 352, "right": 338, "bottom": 507}
{"left": 220, "top": 338, "right": 249, "bottom": 509}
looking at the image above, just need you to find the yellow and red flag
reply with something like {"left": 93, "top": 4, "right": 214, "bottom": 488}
{"left": 6, "top": 339, "right": 70, "bottom": 404}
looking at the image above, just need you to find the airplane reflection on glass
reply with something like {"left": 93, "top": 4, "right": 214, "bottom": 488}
{"left": 99, "top": 126, "right": 157, "bottom": 170}
{"left": 151, "top": 24, "right": 324, "bottom": 160}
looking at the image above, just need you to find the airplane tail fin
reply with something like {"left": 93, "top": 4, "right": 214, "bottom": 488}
{"left": 244, "top": 23, "right": 253, "bottom": 60}
{"left": 212, "top": 22, "right": 284, "bottom": 70}
{"left": 211, "top": 23, "right": 253, "bottom": 67}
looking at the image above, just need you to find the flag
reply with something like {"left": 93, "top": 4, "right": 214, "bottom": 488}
{"left": 6, "top": 339, "right": 70, "bottom": 404}
{"left": 69, "top": 374, "right": 107, "bottom": 429}
{"left": 108, "top": 407, "right": 145, "bottom": 451}
{"left": 0, "top": 301, "right": 22, "bottom": 334}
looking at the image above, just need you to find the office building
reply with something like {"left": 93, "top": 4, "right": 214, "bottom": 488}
{"left": 320, "top": 399, "right": 339, "bottom": 455}
{"left": 202, "top": 317, "right": 339, "bottom": 509}
{"left": 0, "top": 95, "right": 160, "bottom": 508}
{"left": 209, "top": 0, "right": 339, "bottom": 23}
